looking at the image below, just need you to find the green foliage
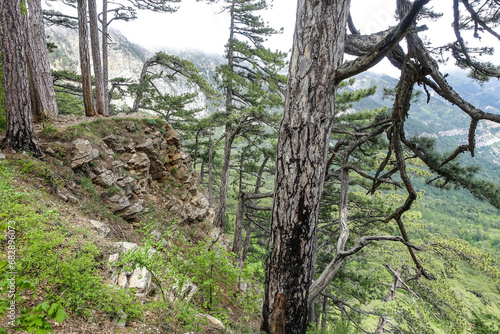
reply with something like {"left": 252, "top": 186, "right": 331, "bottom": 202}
{"left": 0, "top": 261, "right": 69, "bottom": 334}
{"left": 130, "top": 52, "right": 220, "bottom": 130}
{"left": 0, "top": 162, "right": 142, "bottom": 328}
{"left": 115, "top": 224, "right": 260, "bottom": 330}
{"left": 55, "top": 91, "right": 85, "bottom": 117}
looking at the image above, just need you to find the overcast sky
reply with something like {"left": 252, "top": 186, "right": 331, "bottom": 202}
{"left": 47, "top": 0, "right": 495, "bottom": 76}
{"left": 111, "top": 0, "right": 463, "bottom": 76}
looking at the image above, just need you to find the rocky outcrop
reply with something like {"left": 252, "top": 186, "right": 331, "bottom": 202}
{"left": 108, "top": 242, "right": 156, "bottom": 298}
{"left": 45, "top": 119, "right": 212, "bottom": 223}
{"left": 71, "top": 139, "right": 99, "bottom": 169}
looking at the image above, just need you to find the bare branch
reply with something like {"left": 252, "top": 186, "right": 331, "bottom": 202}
{"left": 337, "top": 0, "right": 430, "bottom": 82}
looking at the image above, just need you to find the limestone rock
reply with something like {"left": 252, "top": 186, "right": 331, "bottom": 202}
{"left": 116, "top": 176, "right": 139, "bottom": 197}
{"left": 195, "top": 314, "right": 225, "bottom": 330}
{"left": 107, "top": 192, "right": 130, "bottom": 212}
{"left": 125, "top": 152, "right": 150, "bottom": 180}
{"left": 116, "top": 311, "right": 127, "bottom": 328}
{"left": 164, "top": 123, "right": 181, "bottom": 149}
{"left": 108, "top": 242, "right": 156, "bottom": 297}
{"left": 88, "top": 219, "right": 111, "bottom": 238}
{"left": 165, "top": 276, "right": 198, "bottom": 304}
{"left": 135, "top": 138, "right": 155, "bottom": 156}
{"left": 117, "top": 199, "right": 144, "bottom": 220}
{"left": 0, "top": 152, "right": 6, "bottom": 160}
{"left": 93, "top": 169, "right": 117, "bottom": 187}
{"left": 128, "top": 266, "right": 153, "bottom": 295}
{"left": 71, "top": 139, "right": 99, "bottom": 168}
{"left": 114, "top": 242, "right": 139, "bottom": 253}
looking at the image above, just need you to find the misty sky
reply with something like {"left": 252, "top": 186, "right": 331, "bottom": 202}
{"left": 45, "top": 0, "right": 496, "bottom": 76}
{"left": 112, "top": 0, "right": 461, "bottom": 76}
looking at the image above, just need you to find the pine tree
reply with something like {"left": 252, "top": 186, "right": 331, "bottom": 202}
{"left": 213, "top": 0, "right": 286, "bottom": 231}
{"left": 0, "top": 0, "right": 42, "bottom": 156}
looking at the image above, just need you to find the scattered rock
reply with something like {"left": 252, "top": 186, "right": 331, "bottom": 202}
{"left": 114, "top": 242, "right": 139, "bottom": 253}
{"left": 107, "top": 192, "right": 130, "bottom": 212}
{"left": 116, "top": 311, "right": 128, "bottom": 328}
{"left": 93, "top": 169, "right": 117, "bottom": 187}
{"left": 108, "top": 242, "right": 156, "bottom": 296}
{"left": 196, "top": 314, "right": 225, "bottom": 330}
{"left": 0, "top": 152, "right": 6, "bottom": 160}
{"left": 165, "top": 279, "right": 198, "bottom": 304}
{"left": 71, "top": 139, "right": 99, "bottom": 168}
{"left": 57, "top": 190, "right": 68, "bottom": 202}
{"left": 128, "top": 266, "right": 153, "bottom": 296}
{"left": 117, "top": 199, "right": 144, "bottom": 220}
{"left": 45, "top": 147, "right": 55, "bottom": 155}
{"left": 88, "top": 219, "right": 111, "bottom": 238}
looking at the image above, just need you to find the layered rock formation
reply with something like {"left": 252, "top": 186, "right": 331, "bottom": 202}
{"left": 42, "top": 118, "right": 212, "bottom": 223}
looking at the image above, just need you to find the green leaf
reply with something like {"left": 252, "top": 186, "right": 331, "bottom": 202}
{"left": 47, "top": 303, "right": 58, "bottom": 316}
{"left": 54, "top": 307, "right": 68, "bottom": 323}
{"left": 33, "top": 328, "right": 48, "bottom": 334}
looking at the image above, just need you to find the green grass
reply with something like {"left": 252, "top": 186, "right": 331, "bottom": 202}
{"left": 0, "top": 162, "right": 142, "bottom": 322}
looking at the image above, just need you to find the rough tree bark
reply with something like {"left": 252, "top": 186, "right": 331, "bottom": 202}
{"left": 261, "top": 1, "right": 351, "bottom": 332}
{"left": 26, "top": 0, "right": 58, "bottom": 122}
{"left": 88, "top": 0, "right": 106, "bottom": 115}
{"left": 77, "top": 0, "right": 97, "bottom": 117}
{"left": 102, "top": 0, "right": 110, "bottom": 114}
{"left": 0, "top": 0, "right": 42, "bottom": 156}
{"left": 213, "top": 125, "right": 239, "bottom": 231}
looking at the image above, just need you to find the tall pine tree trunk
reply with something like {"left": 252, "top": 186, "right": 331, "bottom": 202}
{"left": 0, "top": 0, "right": 41, "bottom": 156}
{"left": 88, "top": 0, "right": 105, "bottom": 115}
{"left": 261, "top": 0, "right": 350, "bottom": 332}
{"left": 214, "top": 124, "right": 238, "bottom": 230}
{"left": 26, "top": 0, "right": 58, "bottom": 122}
{"left": 77, "top": 0, "right": 96, "bottom": 117}
{"left": 214, "top": 4, "right": 236, "bottom": 230}
{"left": 102, "top": 0, "right": 109, "bottom": 114}
{"left": 208, "top": 129, "right": 216, "bottom": 207}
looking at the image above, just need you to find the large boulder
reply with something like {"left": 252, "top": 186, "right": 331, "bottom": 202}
{"left": 108, "top": 242, "right": 155, "bottom": 297}
{"left": 71, "top": 139, "right": 99, "bottom": 168}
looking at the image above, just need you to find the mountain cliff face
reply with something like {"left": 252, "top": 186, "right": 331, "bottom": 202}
{"left": 47, "top": 26, "right": 223, "bottom": 112}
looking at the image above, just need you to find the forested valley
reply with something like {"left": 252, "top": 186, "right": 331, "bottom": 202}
{"left": 0, "top": 0, "right": 499, "bottom": 333}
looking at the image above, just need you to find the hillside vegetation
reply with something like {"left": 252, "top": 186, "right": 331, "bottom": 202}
{"left": 0, "top": 116, "right": 261, "bottom": 333}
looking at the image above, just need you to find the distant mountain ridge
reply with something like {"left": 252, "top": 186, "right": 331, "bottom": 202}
{"left": 348, "top": 72, "right": 500, "bottom": 178}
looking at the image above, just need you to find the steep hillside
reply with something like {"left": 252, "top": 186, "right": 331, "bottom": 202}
{"left": 349, "top": 72, "right": 500, "bottom": 180}
{"left": 0, "top": 116, "right": 261, "bottom": 333}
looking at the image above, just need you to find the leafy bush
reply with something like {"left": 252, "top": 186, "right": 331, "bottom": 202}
{"left": 115, "top": 224, "right": 261, "bottom": 331}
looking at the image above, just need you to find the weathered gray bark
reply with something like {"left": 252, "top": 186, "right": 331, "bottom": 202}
{"left": 88, "top": 0, "right": 105, "bottom": 115}
{"left": 261, "top": 1, "right": 351, "bottom": 332}
{"left": 232, "top": 191, "right": 246, "bottom": 256}
{"left": 26, "top": 0, "right": 58, "bottom": 122}
{"left": 214, "top": 124, "right": 239, "bottom": 230}
{"left": 0, "top": 0, "right": 41, "bottom": 156}
{"left": 102, "top": 0, "right": 110, "bottom": 114}
{"left": 77, "top": 0, "right": 96, "bottom": 117}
